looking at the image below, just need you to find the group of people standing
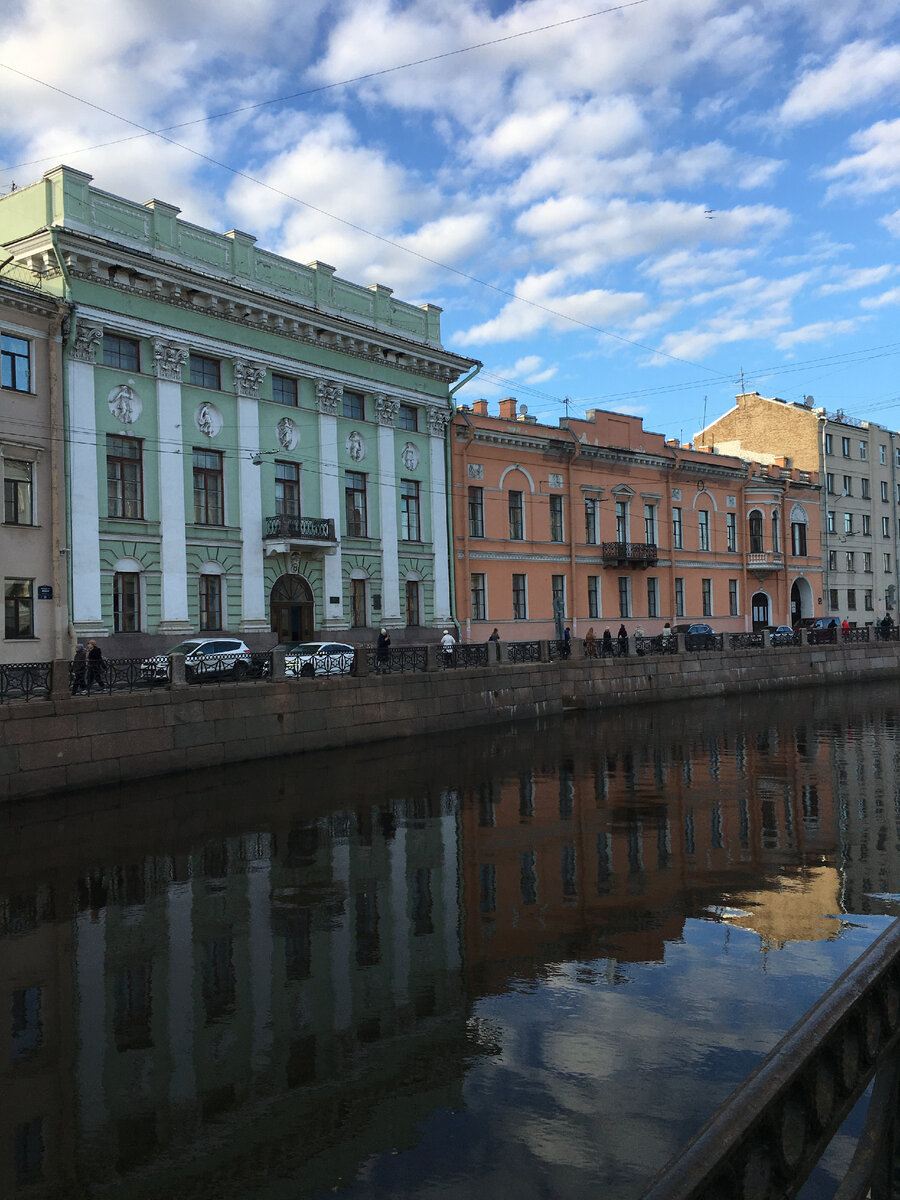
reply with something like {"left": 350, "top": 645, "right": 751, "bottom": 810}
{"left": 70, "top": 639, "right": 105, "bottom": 694}
{"left": 583, "top": 624, "right": 630, "bottom": 658}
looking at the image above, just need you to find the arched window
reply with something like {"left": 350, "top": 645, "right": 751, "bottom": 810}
{"left": 771, "top": 511, "right": 780, "bottom": 553}
{"left": 112, "top": 557, "right": 143, "bottom": 633}
{"left": 199, "top": 563, "right": 225, "bottom": 632}
{"left": 748, "top": 511, "right": 764, "bottom": 554}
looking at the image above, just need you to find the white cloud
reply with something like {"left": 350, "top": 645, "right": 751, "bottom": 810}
{"left": 882, "top": 210, "right": 900, "bottom": 237}
{"left": 861, "top": 287, "right": 900, "bottom": 309}
{"left": 775, "top": 319, "right": 860, "bottom": 350}
{"left": 641, "top": 248, "right": 750, "bottom": 291}
{"left": 821, "top": 118, "right": 900, "bottom": 198}
{"left": 778, "top": 40, "right": 900, "bottom": 124}
{"left": 816, "top": 265, "right": 893, "bottom": 296}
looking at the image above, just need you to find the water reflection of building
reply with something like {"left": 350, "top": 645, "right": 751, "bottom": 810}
{"left": 2, "top": 794, "right": 468, "bottom": 1198}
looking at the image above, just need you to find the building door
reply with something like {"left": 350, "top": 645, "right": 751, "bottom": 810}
{"left": 751, "top": 591, "right": 769, "bottom": 630}
{"left": 790, "top": 581, "right": 801, "bottom": 625}
{"left": 350, "top": 579, "right": 367, "bottom": 627}
{"left": 270, "top": 574, "right": 314, "bottom": 643}
{"left": 405, "top": 580, "right": 420, "bottom": 626}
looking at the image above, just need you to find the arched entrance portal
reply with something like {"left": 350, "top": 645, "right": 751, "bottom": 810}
{"left": 791, "top": 577, "right": 813, "bottom": 625}
{"left": 270, "top": 575, "right": 314, "bottom": 643}
{"left": 751, "top": 591, "right": 770, "bottom": 630}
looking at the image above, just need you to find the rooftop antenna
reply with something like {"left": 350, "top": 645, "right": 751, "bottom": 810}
{"left": 563, "top": 395, "right": 571, "bottom": 419}
{"left": 702, "top": 394, "right": 707, "bottom": 432}
{"left": 740, "top": 367, "right": 745, "bottom": 395}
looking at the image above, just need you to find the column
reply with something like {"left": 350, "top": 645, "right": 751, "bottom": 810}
{"left": 317, "top": 381, "right": 346, "bottom": 631}
{"left": 167, "top": 880, "right": 196, "bottom": 1106}
{"left": 68, "top": 323, "right": 105, "bottom": 635}
{"left": 234, "top": 359, "right": 269, "bottom": 632}
{"left": 152, "top": 339, "right": 193, "bottom": 636}
{"left": 376, "top": 394, "right": 402, "bottom": 626}
{"left": 429, "top": 408, "right": 452, "bottom": 625}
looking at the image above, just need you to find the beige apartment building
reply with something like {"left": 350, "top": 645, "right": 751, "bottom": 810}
{"left": 0, "top": 277, "right": 69, "bottom": 662}
{"left": 698, "top": 392, "right": 900, "bottom": 624}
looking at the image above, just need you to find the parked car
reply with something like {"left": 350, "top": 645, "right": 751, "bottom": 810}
{"left": 807, "top": 618, "right": 839, "bottom": 645}
{"left": 683, "top": 622, "right": 718, "bottom": 650}
{"left": 140, "top": 637, "right": 254, "bottom": 683}
{"left": 282, "top": 641, "right": 355, "bottom": 678}
{"left": 792, "top": 617, "right": 816, "bottom": 632}
{"left": 770, "top": 625, "right": 797, "bottom": 646}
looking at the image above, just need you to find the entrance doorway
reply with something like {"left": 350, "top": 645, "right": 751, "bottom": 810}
{"left": 270, "top": 575, "right": 314, "bottom": 643}
{"left": 405, "top": 580, "right": 420, "bottom": 626}
{"left": 751, "top": 591, "right": 770, "bottom": 630}
{"left": 350, "top": 579, "right": 367, "bottom": 627}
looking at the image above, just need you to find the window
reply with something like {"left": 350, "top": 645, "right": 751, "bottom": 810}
{"left": 342, "top": 389, "right": 364, "bottom": 419}
{"left": 726, "top": 513, "right": 736, "bottom": 552}
{"left": 749, "top": 511, "right": 763, "bottom": 553}
{"left": 844, "top": 512, "right": 853, "bottom": 535}
{"left": 103, "top": 333, "right": 139, "bottom": 371}
{"left": 672, "top": 507, "right": 683, "bottom": 549}
{"left": 585, "top": 498, "right": 599, "bottom": 544}
{"left": 860, "top": 441, "right": 868, "bottom": 460}
{"left": 826, "top": 473, "right": 835, "bottom": 493}
{"left": 885, "top": 552, "right": 892, "bottom": 573}
{"left": 113, "top": 572, "right": 140, "bottom": 632}
{"left": 883, "top": 516, "right": 891, "bottom": 538}
{"left": 193, "top": 449, "right": 223, "bottom": 525}
{"left": 275, "top": 461, "right": 300, "bottom": 517}
{"left": 552, "top": 574, "right": 565, "bottom": 616}
{"left": 675, "top": 577, "right": 685, "bottom": 618}
{"left": 791, "top": 521, "right": 807, "bottom": 556}
{"left": 1, "top": 334, "right": 30, "bottom": 391}
{"left": 882, "top": 481, "right": 890, "bottom": 502}
{"left": 4, "top": 579, "right": 33, "bottom": 638}
{"left": 865, "top": 589, "right": 874, "bottom": 611}
{"left": 896, "top": 447, "right": 900, "bottom": 468}
{"left": 827, "top": 510, "right": 836, "bottom": 533}
{"left": 107, "top": 436, "right": 143, "bottom": 519}
{"left": 618, "top": 576, "right": 630, "bottom": 618}
{"left": 647, "top": 576, "right": 659, "bottom": 619}
{"left": 549, "top": 494, "right": 564, "bottom": 542}
{"left": 842, "top": 475, "right": 852, "bottom": 496}
{"left": 864, "top": 552, "right": 872, "bottom": 572}
{"left": 588, "top": 576, "right": 600, "bottom": 619}
{"left": 863, "top": 514, "right": 871, "bottom": 535}
{"left": 471, "top": 573, "right": 486, "bottom": 621}
{"left": 512, "top": 573, "right": 527, "bottom": 619}
{"left": 271, "top": 374, "right": 298, "bottom": 406}
{"left": 400, "top": 479, "right": 420, "bottom": 541}
{"left": 644, "top": 502, "right": 657, "bottom": 545}
{"left": 468, "top": 487, "right": 484, "bottom": 537}
{"left": 3, "top": 459, "right": 32, "bottom": 525}
{"left": 345, "top": 471, "right": 367, "bottom": 537}
{"left": 847, "top": 589, "right": 856, "bottom": 611}
{"left": 824, "top": 433, "right": 833, "bottom": 455}
{"left": 11, "top": 986, "right": 41, "bottom": 1062}
{"left": 698, "top": 510, "right": 710, "bottom": 552}
{"left": 199, "top": 575, "right": 222, "bottom": 630}
{"left": 829, "top": 550, "right": 837, "bottom": 570}
{"left": 508, "top": 491, "right": 524, "bottom": 540}
{"left": 880, "top": 445, "right": 887, "bottom": 464}
{"left": 842, "top": 436, "right": 851, "bottom": 457}
{"left": 861, "top": 478, "right": 870, "bottom": 499}
{"left": 771, "top": 511, "right": 780, "bottom": 553}
{"left": 189, "top": 353, "right": 220, "bottom": 389}
{"left": 846, "top": 552, "right": 855, "bottom": 572}
{"left": 702, "top": 578, "right": 712, "bottom": 616}
{"left": 729, "top": 579, "right": 738, "bottom": 616}
{"left": 615, "top": 500, "right": 627, "bottom": 541}
{"left": 398, "top": 403, "right": 417, "bottom": 431}
{"left": 829, "top": 588, "right": 839, "bottom": 610}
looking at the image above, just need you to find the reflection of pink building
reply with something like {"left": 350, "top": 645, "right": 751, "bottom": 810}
{"left": 451, "top": 400, "right": 822, "bottom": 641}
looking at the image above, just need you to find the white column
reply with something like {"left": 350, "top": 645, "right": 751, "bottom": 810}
{"left": 234, "top": 361, "right": 269, "bottom": 632}
{"left": 317, "top": 382, "right": 345, "bottom": 631}
{"left": 68, "top": 323, "right": 105, "bottom": 635}
{"left": 429, "top": 409, "right": 452, "bottom": 625}
{"left": 153, "top": 340, "right": 193, "bottom": 636}
{"left": 331, "top": 837, "right": 352, "bottom": 1031}
{"left": 376, "top": 395, "right": 402, "bottom": 626}
{"left": 390, "top": 821, "right": 409, "bottom": 1007}
{"left": 167, "top": 880, "right": 195, "bottom": 1105}
{"left": 75, "top": 907, "right": 107, "bottom": 1137}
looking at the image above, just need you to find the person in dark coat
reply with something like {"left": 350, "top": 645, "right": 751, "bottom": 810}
{"left": 376, "top": 628, "right": 391, "bottom": 672}
{"left": 563, "top": 626, "right": 571, "bottom": 658}
{"left": 601, "top": 629, "right": 613, "bottom": 658}
{"left": 617, "top": 624, "right": 628, "bottom": 656}
{"left": 85, "top": 639, "right": 105, "bottom": 694}
{"left": 71, "top": 644, "right": 87, "bottom": 694}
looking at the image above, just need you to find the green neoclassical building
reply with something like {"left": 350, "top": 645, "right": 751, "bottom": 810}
{"left": 0, "top": 165, "right": 478, "bottom": 652}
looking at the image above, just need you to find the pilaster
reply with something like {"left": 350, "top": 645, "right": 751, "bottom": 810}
{"left": 152, "top": 339, "right": 193, "bottom": 636}
{"left": 428, "top": 408, "right": 452, "bottom": 624}
{"left": 377, "top": 399, "right": 402, "bottom": 626}
{"left": 237, "top": 382, "right": 268, "bottom": 632}
{"left": 68, "top": 323, "right": 105, "bottom": 635}
{"left": 317, "top": 382, "right": 345, "bottom": 630}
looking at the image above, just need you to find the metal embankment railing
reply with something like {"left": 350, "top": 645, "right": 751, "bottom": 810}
{"left": 0, "top": 662, "right": 51, "bottom": 702}
{"left": 643, "top": 917, "right": 900, "bottom": 1200}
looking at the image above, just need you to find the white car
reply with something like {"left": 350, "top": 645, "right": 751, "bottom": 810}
{"left": 141, "top": 637, "right": 254, "bottom": 683}
{"left": 282, "top": 641, "right": 355, "bottom": 678}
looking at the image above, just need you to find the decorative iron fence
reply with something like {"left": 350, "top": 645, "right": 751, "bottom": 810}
{"left": 182, "top": 653, "right": 267, "bottom": 685}
{"left": 0, "top": 661, "right": 51, "bottom": 703}
{"left": 452, "top": 644, "right": 490, "bottom": 669}
{"left": 636, "top": 634, "right": 678, "bottom": 656}
{"left": 843, "top": 627, "right": 871, "bottom": 644}
{"left": 506, "top": 640, "right": 541, "bottom": 664}
{"left": 729, "top": 632, "right": 765, "bottom": 649}
{"left": 70, "top": 657, "right": 170, "bottom": 694}
{"left": 263, "top": 514, "right": 336, "bottom": 542}
{"left": 548, "top": 639, "right": 573, "bottom": 661}
{"left": 366, "top": 646, "right": 428, "bottom": 674}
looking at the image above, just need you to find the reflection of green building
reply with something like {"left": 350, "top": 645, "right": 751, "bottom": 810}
{"left": 0, "top": 166, "right": 477, "bottom": 649}
{"left": 71, "top": 798, "right": 466, "bottom": 1196}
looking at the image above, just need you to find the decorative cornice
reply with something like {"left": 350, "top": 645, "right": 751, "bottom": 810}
{"left": 374, "top": 393, "right": 398, "bottom": 426}
{"left": 70, "top": 321, "right": 102, "bottom": 363}
{"left": 152, "top": 338, "right": 189, "bottom": 381}
{"left": 315, "top": 379, "right": 342, "bottom": 416}
{"left": 428, "top": 409, "right": 450, "bottom": 437}
{"left": 233, "top": 358, "right": 266, "bottom": 399}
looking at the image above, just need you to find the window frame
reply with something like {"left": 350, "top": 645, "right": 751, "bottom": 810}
{"left": 471, "top": 572, "right": 486, "bottom": 621}
{"left": 192, "top": 447, "right": 224, "bottom": 526}
{"left": 3, "top": 458, "right": 34, "bottom": 526}
{"left": 698, "top": 509, "right": 710, "bottom": 552}
{"left": 271, "top": 373, "right": 298, "bottom": 407}
{"left": 113, "top": 571, "right": 141, "bottom": 633}
{"left": 102, "top": 333, "right": 140, "bottom": 372}
{"left": 199, "top": 573, "right": 223, "bottom": 631}
{"left": 508, "top": 490, "right": 524, "bottom": 540}
{"left": 702, "top": 577, "right": 712, "bottom": 617}
{"left": 549, "top": 494, "right": 564, "bottom": 542}
{"left": 672, "top": 506, "right": 683, "bottom": 549}
{"left": 4, "top": 577, "right": 34, "bottom": 639}
{"left": 1, "top": 333, "right": 31, "bottom": 392}
{"left": 618, "top": 575, "right": 631, "bottom": 618}
{"left": 397, "top": 403, "right": 417, "bottom": 432}
{"left": 106, "top": 435, "right": 144, "bottom": 520}
{"left": 468, "top": 486, "right": 485, "bottom": 538}
{"left": 189, "top": 353, "right": 221, "bottom": 390}
{"left": 588, "top": 575, "right": 600, "bottom": 619}
{"left": 726, "top": 512, "right": 737, "bottom": 552}
{"left": 400, "top": 478, "right": 421, "bottom": 542}
{"left": 342, "top": 390, "right": 365, "bottom": 420}
{"left": 345, "top": 470, "right": 367, "bottom": 537}
{"left": 274, "top": 459, "right": 300, "bottom": 518}
{"left": 512, "top": 572, "right": 527, "bottom": 619}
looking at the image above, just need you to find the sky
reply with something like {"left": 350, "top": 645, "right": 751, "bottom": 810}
{"left": 2, "top": 0, "right": 900, "bottom": 443}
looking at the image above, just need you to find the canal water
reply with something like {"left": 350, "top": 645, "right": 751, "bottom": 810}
{"left": 3, "top": 682, "right": 899, "bottom": 1199}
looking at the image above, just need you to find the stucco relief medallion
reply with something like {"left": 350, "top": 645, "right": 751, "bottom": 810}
{"left": 468, "top": 463, "right": 484, "bottom": 480}
{"left": 401, "top": 442, "right": 419, "bottom": 472}
{"left": 346, "top": 431, "right": 366, "bottom": 462}
{"left": 108, "top": 382, "right": 142, "bottom": 425}
{"left": 195, "top": 401, "right": 223, "bottom": 439}
{"left": 277, "top": 417, "right": 299, "bottom": 451}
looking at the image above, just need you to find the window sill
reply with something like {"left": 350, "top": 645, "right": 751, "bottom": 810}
{"left": 2, "top": 521, "right": 39, "bottom": 528}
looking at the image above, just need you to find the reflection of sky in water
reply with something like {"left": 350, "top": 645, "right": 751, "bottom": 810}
{"left": 326, "top": 915, "right": 892, "bottom": 1200}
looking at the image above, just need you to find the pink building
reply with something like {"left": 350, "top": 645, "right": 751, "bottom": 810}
{"left": 450, "top": 400, "right": 822, "bottom": 641}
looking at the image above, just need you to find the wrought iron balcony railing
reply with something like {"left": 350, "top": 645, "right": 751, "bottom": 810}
{"left": 600, "top": 541, "right": 658, "bottom": 565}
{"left": 263, "top": 514, "right": 337, "bottom": 543}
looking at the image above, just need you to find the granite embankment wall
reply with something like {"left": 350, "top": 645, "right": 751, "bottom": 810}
{"left": 2, "top": 641, "right": 899, "bottom": 801}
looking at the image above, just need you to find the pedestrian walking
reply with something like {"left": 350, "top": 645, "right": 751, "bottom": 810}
{"left": 617, "top": 624, "right": 628, "bottom": 657}
{"left": 602, "top": 629, "right": 613, "bottom": 658}
{"left": 376, "top": 627, "right": 391, "bottom": 672}
{"left": 584, "top": 627, "right": 597, "bottom": 658}
{"left": 563, "top": 626, "right": 571, "bottom": 658}
{"left": 488, "top": 628, "right": 500, "bottom": 642}
{"left": 440, "top": 628, "right": 456, "bottom": 667}
{"left": 71, "top": 644, "right": 87, "bottom": 694}
{"left": 85, "top": 639, "right": 105, "bottom": 694}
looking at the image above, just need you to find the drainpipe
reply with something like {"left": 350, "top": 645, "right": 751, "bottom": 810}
{"left": 563, "top": 425, "right": 581, "bottom": 635}
{"left": 46, "top": 298, "right": 69, "bottom": 658}
{"left": 445, "top": 364, "right": 482, "bottom": 640}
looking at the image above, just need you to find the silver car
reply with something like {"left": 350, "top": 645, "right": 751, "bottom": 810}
{"left": 140, "top": 637, "right": 253, "bottom": 683}
{"left": 282, "top": 641, "right": 355, "bottom": 678}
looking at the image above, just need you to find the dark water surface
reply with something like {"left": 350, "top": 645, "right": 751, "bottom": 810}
{"left": 3, "top": 683, "right": 900, "bottom": 1199}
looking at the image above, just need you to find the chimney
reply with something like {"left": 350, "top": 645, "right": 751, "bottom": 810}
{"left": 498, "top": 397, "right": 517, "bottom": 420}
{"left": 472, "top": 399, "right": 488, "bottom": 415}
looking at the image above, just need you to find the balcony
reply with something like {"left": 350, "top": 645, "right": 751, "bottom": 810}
{"left": 746, "top": 550, "right": 784, "bottom": 576}
{"left": 601, "top": 541, "right": 658, "bottom": 567}
{"left": 263, "top": 514, "right": 338, "bottom": 555}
